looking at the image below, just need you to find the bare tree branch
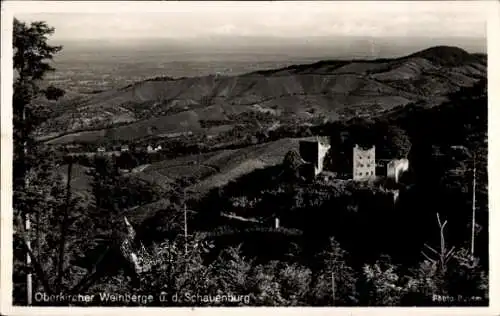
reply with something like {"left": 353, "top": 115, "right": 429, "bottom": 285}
{"left": 421, "top": 251, "right": 435, "bottom": 263}
{"left": 424, "top": 244, "right": 439, "bottom": 256}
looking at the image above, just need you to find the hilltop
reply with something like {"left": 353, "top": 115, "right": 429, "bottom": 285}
{"left": 39, "top": 46, "right": 486, "bottom": 145}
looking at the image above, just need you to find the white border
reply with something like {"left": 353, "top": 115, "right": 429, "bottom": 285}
{"left": 1, "top": 1, "right": 499, "bottom": 316}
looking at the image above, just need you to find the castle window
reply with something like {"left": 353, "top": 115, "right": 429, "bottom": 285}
{"left": 359, "top": 172, "right": 363, "bottom": 176}
{"left": 366, "top": 172, "right": 369, "bottom": 176}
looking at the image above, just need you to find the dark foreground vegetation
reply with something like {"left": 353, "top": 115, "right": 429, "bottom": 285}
{"left": 12, "top": 18, "right": 488, "bottom": 306}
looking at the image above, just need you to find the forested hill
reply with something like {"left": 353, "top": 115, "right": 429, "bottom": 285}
{"left": 39, "top": 46, "right": 486, "bottom": 144}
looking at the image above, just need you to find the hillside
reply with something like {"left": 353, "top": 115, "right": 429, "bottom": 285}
{"left": 66, "top": 137, "right": 308, "bottom": 192}
{"left": 61, "top": 137, "right": 310, "bottom": 222}
{"left": 39, "top": 46, "right": 486, "bottom": 145}
{"left": 135, "top": 137, "right": 306, "bottom": 192}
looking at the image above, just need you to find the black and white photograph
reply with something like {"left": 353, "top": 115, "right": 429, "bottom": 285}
{"left": 1, "top": 0, "right": 498, "bottom": 312}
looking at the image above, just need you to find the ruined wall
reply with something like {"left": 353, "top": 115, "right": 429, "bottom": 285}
{"left": 316, "top": 140, "right": 330, "bottom": 175}
{"left": 299, "top": 137, "right": 331, "bottom": 176}
{"left": 387, "top": 158, "right": 410, "bottom": 183}
{"left": 353, "top": 145, "right": 376, "bottom": 181}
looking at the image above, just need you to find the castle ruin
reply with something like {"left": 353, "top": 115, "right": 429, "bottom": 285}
{"left": 299, "top": 136, "right": 331, "bottom": 177}
{"left": 387, "top": 158, "right": 409, "bottom": 183}
{"left": 353, "top": 144, "right": 376, "bottom": 181}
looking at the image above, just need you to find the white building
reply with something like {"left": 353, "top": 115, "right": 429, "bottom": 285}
{"left": 353, "top": 145, "right": 376, "bottom": 181}
{"left": 147, "top": 144, "right": 162, "bottom": 153}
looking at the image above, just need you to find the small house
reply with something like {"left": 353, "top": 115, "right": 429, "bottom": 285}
{"left": 147, "top": 144, "right": 162, "bottom": 153}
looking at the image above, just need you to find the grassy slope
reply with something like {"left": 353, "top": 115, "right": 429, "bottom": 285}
{"left": 133, "top": 137, "right": 305, "bottom": 192}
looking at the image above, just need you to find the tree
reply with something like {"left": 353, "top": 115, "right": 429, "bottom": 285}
{"left": 445, "top": 248, "right": 488, "bottom": 302}
{"left": 13, "top": 157, "right": 101, "bottom": 305}
{"left": 310, "top": 237, "right": 358, "bottom": 306}
{"left": 282, "top": 150, "right": 303, "bottom": 180}
{"left": 385, "top": 125, "right": 412, "bottom": 159}
{"left": 13, "top": 18, "right": 64, "bottom": 188}
{"left": 347, "top": 117, "right": 377, "bottom": 147}
{"left": 358, "top": 255, "right": 406, "bottom": 306}
{"left": 12, "top": 20, "right": 140, "bottom": 305}
{"left": 12, "top": 18, "right": 67, "bottom": 305}
{"left": 207, "top": 245, "right": 254, "bottom": 304}
{"left": 88, "top": 156, "right": 126, "bottom": 243}
{"left": 403, "top": 248, "right": 488, "bottom": 306}
{"left": 137, "top": 233, "right": 214, "bottom": 306}
{"left": 117, "top": 151, "right": 139, "bottom": 170}
{"left": 248, "top": 260, "right": 312, "bottom": 306}
{"left": 88, "top": 155, "right": 162, "bottom": 244}
{"left": 283, "top": 150, "right": 303, "bottom": 170}
{"left": 402, "top": 213, "right": 488, "bottom": 305}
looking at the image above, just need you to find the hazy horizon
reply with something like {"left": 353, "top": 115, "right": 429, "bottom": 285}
{"left": 50, "top": 35, "right": 486, "bottom": 64}
{"left": 11, "top": 1, "right": 488, "bottom": 89}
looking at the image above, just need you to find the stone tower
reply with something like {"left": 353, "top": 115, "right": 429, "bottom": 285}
{"left": 299, "top": 136, "right": 331, "bottom": 176}
{"left": 353, "top": 144, "right": 376, "bottom": 181}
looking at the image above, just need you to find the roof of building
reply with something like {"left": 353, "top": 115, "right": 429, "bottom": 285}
{"left": 354, "top": 144, "right": 375, "bottom": 150}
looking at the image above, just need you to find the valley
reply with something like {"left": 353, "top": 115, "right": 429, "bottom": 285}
{"left": 39, "top": 46, "right": 485, "bottom": 147}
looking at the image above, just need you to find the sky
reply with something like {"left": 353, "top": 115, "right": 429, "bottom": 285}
{"left": 12, "top": 1, "right": 488, "bottom": 41}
